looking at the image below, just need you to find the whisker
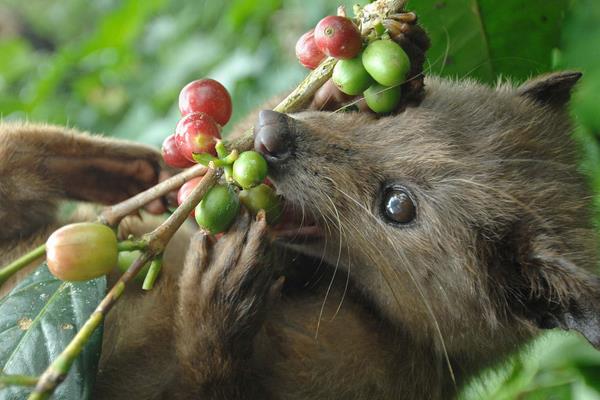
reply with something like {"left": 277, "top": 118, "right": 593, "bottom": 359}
{"left": 331, "top": 238, "right": 352, "bottom": 321}
{"left": 478, "top": 158, "right": 573, "bottom": 169}
{"left": 326, "top": 179, "right": 457, "bottom": 386}
{"left": 315, "top": 192, "right": 345, "bottom": 338}
{"left": 437, "top": 26, "right": 451, "bottom": 76}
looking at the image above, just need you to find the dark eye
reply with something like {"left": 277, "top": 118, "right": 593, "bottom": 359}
{"left": 382, "top": 188, "right": 416, "bottom": 224}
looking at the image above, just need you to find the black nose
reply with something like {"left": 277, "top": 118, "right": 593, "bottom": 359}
{"left": 254, "top": 110, "right": 293, "bottom": 163}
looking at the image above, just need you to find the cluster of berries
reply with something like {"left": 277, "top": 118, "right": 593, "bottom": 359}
{"left": 45, "top": 78, "right": 283, "bottom": 283}
{"left": 296, "top": 15, "right": 411, "bottom": 113}
{"left": 161, "top": 78, "right": 232, "bottom": 168}
{"left": 160, "top": 78, "right": 281, "bottom": 235}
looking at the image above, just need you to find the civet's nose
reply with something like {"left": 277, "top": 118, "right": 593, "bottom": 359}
{"left": 254, "top": 110, "right": 293, "bottom": 163}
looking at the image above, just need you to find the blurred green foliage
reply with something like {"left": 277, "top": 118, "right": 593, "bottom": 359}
{"left": 0, "top": 0, "right": 355, "bottom": 144}
{"left": 410, "top": 0, "right": 568, "bottom": 83}
{"left": 1, "top": 0, "right": 600, "bottom": 398}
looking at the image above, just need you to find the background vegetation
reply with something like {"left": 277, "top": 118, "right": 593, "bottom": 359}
{"left": 0, "top": 0, "right": 599, "bottom": 398}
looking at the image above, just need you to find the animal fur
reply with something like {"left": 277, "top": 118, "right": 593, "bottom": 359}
{"left": 1, "top": 72, "right": 598, "bottom": 400}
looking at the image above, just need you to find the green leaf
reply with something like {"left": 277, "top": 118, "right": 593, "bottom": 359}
{"left": 556, "top": 0, "right": 600, "bottom": 135}
{"left": 557, "top": 0, "right": 600, "bottom": 224}
{"left": 407, "top": 0, "right": 569, "bottom": 83}
{"left": 577, "top": 364, "right": 600, "bottom": 394}
{"left": 0, "top": 264, "right": 106, "bottom": 399}
{"left": 520, "top": 383, "right": 574, "bottom": 400}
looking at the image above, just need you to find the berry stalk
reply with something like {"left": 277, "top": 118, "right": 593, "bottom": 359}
{"left": 99, "top": 163, "right": 208, "bottom": 227}
{"left": 0, "top": 375, "right": 39, "bottom": 389}
{"left": 142, "top": 258, "right": 163, "bottom": 291}
{"left": 0, "top": 244, "right": 46, "bottom": 287}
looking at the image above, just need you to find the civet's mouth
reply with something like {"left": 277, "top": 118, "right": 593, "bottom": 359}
{"left": 271, "top": 201, "right": 323, "bottom": 241}
{"left": 266, "top": 180, "right": 322, "bottom": 242}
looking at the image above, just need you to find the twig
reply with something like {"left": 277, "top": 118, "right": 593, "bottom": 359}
{"left": 0, "top": 244, "right": 46, "bottom": 286}
{"left": 142, "top": 258, "right": 163, "bottom": 291}
{"left": 116, "top": 239, "right": 148, "bottom": 252}
{"left": 274, "top": 57, "right": 337, "bottom": 113}
{"left": 0, "top": 165, "right": 207, "bottom": 289}
{"left": 0, "top": 374, "right": 39, "bottom": 389}
{"left": 99, "top": 163, "right": 207, "bottom": 227}
{"left": 28, "top": 167, "right": 219, "bottom": 400}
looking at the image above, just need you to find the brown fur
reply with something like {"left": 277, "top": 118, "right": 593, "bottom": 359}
{"left": 1, "top": 72, "right": 598, "bottom": 400}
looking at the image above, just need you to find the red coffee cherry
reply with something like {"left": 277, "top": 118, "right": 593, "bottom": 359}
{"left": 178, "top": 79, "right": 233, "bottom": 126}
{"left": 175, "top": 112, "right": 221, "bottom": 161}
{"left": 295, "top": 29, "right": 326, "bottom": 69}
{"left": 314, "top": 16, "right": 362, "bottom": 59}
{"left": 177, "top": 177, "right": 204, "bottom": 216}
{"left": 161, "top": 134, "right": 195, "bottom": 168}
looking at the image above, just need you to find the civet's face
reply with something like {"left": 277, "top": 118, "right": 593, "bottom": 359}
{"left": 255, "top": 73, "right": 600, "bottom": 359}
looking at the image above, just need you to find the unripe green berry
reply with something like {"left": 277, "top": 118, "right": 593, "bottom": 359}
{"left": 232, "top": 151, "right": 268, "bottom": 189}
{"left": 195, "top": 184, "right": 240, "bottom": 234}
{"left": 363, "top": 83, "right": 401, "bottom": 114}
{"left": 239, "top": 184, "right": 282, "bottom": 225}
{"left": 332, "top": 56, "right": 373, "bottom": 96}
{"left": 362, "top": 40, "right": 410, "bottom": 87}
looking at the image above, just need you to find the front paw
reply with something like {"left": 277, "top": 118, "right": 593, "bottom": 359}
{"left": 176, "top": 210, "right": 276, "bottom": 359}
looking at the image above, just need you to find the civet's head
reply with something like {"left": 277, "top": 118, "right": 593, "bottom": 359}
{"left": 255, "top": 72, "right": 600, "bottom": 363}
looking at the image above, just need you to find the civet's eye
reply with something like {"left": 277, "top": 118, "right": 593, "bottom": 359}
{"left": 381, "top": 187, "right": 416, "bottom": 225}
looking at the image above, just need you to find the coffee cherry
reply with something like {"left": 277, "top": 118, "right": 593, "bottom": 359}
{"left": 239, "top": 184, "right": 282, "bottom": 225}
{"left": 195, "top": 184, "right": 240, "bottom": 234}
{"left": 179, "top": 79, "right": 233, "bottom": 126}
{"left": 175, "top": 112, "right": 221, "bottom": 161}
{"left": 295, "top": 29, "right": 326, "bottom": 69}
{"left": 362, "top": 39, "right": 410, "bottom": 87}
{"left": 332, "top": 56, "right": 373, "bottom": 95}
{"left": 117, "top": 250, "right": 151, "bottom": 283}
{"left": 177, "top": 177, "right": 204, "bottom": 216}
{"left": 232, "top": 151, "right": 268, "bottom": 189}
{"left": 363, "top": 83, "right": 402, "bottom": 114}
{"left": 314, "top": 16, "right": 362, "bottom": 59}
{"left": 46, "top": 223, "right": 118, "bottom": 281}
{"left": 162, "top": 134, "right": 195, "bottom": 168}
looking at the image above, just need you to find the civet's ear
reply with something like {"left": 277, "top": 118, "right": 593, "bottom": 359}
{"left": 517, "top": 71, "right": 582, "bottom": 108}
{"left": 509, "top": 230, "right": 600, "bottom": 349}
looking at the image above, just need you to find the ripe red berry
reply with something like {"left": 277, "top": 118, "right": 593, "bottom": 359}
{"left": 161, "top": 134, "right": 195, "bottom": 168}
{"left": 179, "top": 79, "right": 233, "bottom": 126}
{"left": 295, "top": 29, "right": 326, "bottom": 69}
{"left": 314, "top": 16, "right": 362, "bottom": 59}
{"left": 175, "top": 112, "right": 221, "bottom": 161}
{"left": 177, "top": 177, "right": 204, "bottom": 216}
